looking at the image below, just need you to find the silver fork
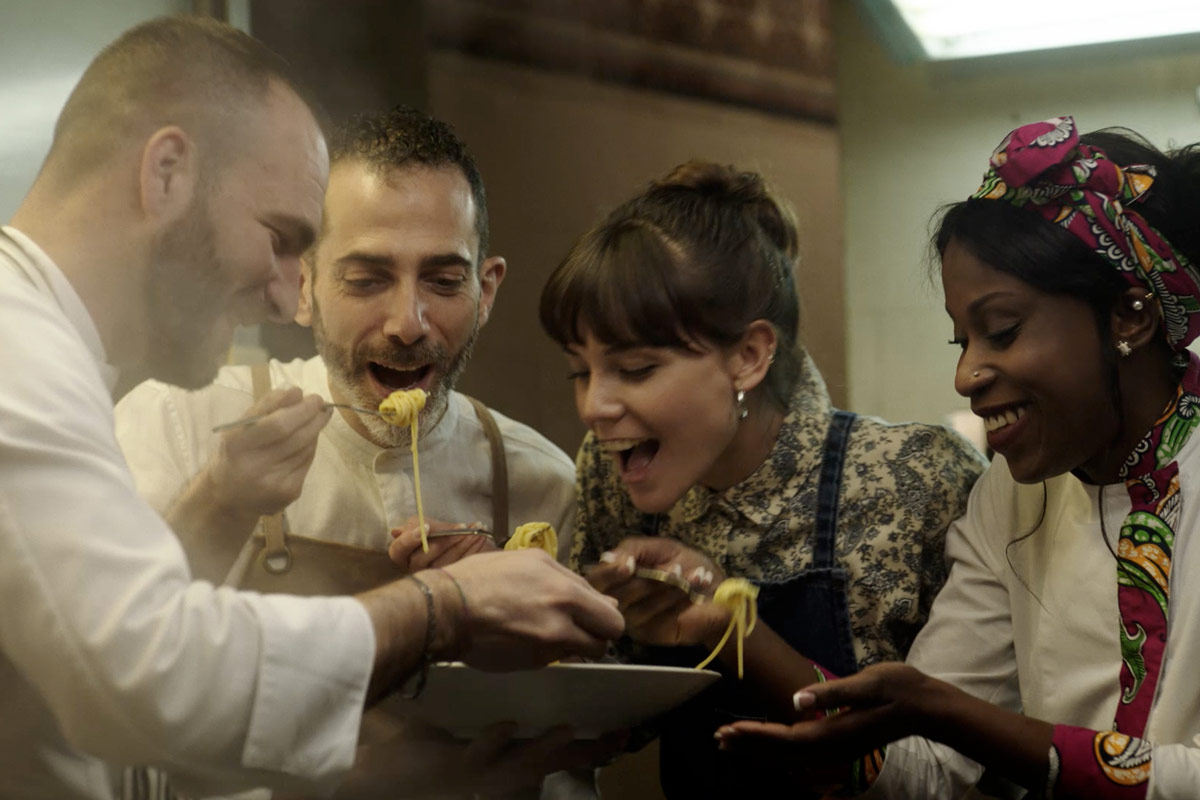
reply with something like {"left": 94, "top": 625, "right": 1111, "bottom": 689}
{"left": 211, "top": 403, "right": 383, "bottom": 433}
{"left": 583, "top": 562, "right": 711, "bottom": 604}
{"left": 425, "top": 526, "right": 495, "bottom": 542}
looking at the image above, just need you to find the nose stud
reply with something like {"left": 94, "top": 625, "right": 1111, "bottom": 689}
{"left": 972, "top": 370, "right": 980, "bottom": 378}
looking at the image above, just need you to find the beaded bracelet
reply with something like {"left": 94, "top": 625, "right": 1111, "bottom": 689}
{"left": 400, "top": 575, "right": 435, "bottom": 699}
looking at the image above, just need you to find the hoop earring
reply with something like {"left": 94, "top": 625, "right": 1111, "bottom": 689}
{"left": 1116, "top": 340, "right": 1133, "bottom": 357}
{"left": 735, "top": 389, "right": 748, "bottom": 420}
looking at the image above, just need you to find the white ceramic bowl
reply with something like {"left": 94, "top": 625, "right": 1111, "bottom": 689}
{"left": 384, "top": 661, "right": 720, "bottom": 738}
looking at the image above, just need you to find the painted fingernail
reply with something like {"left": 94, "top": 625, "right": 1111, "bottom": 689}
{"left": 625, "top": 555, "right": 636, "bottom": 574}
{"left": 600, "top": 551, "right": 616, "bottom": 563}
{"left": 793, "top": 690, "right": 816, "bottom": 710}
{"left": 670, "top": 563, "right": 683, "bottom": 577}
{"left": 688, "top": 566, "right": 707, "bottom": 583}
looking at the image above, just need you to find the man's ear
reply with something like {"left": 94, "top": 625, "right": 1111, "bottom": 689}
{"left": 1111, "top": 287, "right": 1160, "bottom": 351}
{"left": 295, "top": 258, "right": 314, "bottom": 327}
{"left": 728, "top": 319, "right": 778, "bottom": 393}
{"left": 139, "top": 126, "right": 196, "bottom": 222}
{"left": 477, "top": 256, "right": 507, "bottom": 327}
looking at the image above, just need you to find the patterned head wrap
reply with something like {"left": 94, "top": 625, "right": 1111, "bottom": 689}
{"left": 971, "top": 115, "right": 1200, "bottom": 350}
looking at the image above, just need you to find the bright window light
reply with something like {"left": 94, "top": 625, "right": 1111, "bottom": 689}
{"left": 877, "top": 0, "right": 1200, "bottom": 60}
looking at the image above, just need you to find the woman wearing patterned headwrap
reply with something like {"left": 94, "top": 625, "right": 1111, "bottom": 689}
{"left": 715, "top": 117, "right": 1200, "bottom": 799}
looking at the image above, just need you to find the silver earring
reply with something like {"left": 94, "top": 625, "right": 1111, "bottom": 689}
{"left": 1132, "top": 299, "right": 1144, "bottom": 311}
{"left": 735, "top": 389, "right": 748, "bottom": 420}
{"left": 1117, "top": 340, "right": 1133, "bottom": 357}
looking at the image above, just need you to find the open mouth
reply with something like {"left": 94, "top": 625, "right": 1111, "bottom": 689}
{"left": 369, "top": 362, "right": 432, "bottom": 393}
{"left": 599, "top": 437, "right": 661, "bottom": 474}
{"left": 981, "top": 404, "right": 1028, "bottom": 433}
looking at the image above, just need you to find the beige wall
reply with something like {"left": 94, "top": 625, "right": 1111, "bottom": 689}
{"left": 836, "top": 3, "right": 1200, "bottom": 428}
{"left": 428, "top": 50, "right": 843, "bottom": 457}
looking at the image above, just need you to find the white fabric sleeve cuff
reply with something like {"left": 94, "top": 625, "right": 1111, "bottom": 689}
{"left": 241, "top": 594, "right": 375, "bottom": 781}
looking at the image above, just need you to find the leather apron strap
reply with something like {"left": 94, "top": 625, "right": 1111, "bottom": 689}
{"left": 249, "top": 362, "right": 295, "bottom": 576}
{"left": 465, "top": 395, "right": 509, "bottom": 540}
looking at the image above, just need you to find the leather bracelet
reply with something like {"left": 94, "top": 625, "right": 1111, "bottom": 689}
{"left": 399, "top": 575, "right": 435, "bottom": 699}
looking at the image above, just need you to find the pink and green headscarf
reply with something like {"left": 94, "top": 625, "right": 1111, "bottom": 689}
{"left": 972, "top": 115, "right": 1200, "bottom": 351}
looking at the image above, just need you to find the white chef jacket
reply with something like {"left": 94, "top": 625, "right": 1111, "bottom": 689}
{"left": 866, "top": 449, "right": 1200, "bottom": 799}
{"left": 0, "top": 225, "right": 375, "bottom": 799}
{"left": 114, "top": 357, "right": 577, "bottom": 558}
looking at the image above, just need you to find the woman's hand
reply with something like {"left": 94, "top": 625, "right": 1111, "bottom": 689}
{"left": 715, "top": 661, "right": 1056, "bottom": 793}
{"left": 388, "top": 516, "right": 498, "bottom": 574}
{"left": 585, "top": 536, "right": 731, "bottom": 648}
{"left": 715, "top": 662, "right": 941, "bottom": 762}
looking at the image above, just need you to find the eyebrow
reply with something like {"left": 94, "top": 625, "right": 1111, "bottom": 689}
{"left": 966, "top": 290, "right": 1019, "bottom": 315}
{"left": 420, "top": 252, "right": 475, "bottom": 271}
{"left": 333, "top": 251, "right": 393, "bottom": 269}
{"left": 330, "top": 250, "right": 477, "bottom": 274}
{"left": 265, "top": 213, "right": 317, "bottom": 255}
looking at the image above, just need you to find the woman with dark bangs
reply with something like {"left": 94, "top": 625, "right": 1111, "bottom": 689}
{"left": 538, "top": 160, "right": 986, "bottom": 796}
{"left": 710, "top": 118, "right": 1200, "bottom": 799}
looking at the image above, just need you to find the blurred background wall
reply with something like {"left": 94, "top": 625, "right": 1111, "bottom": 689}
{"left": 835, "top": 1, "right": 1200, "bottom": 431}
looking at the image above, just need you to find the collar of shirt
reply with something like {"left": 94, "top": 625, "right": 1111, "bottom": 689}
{"left": 676, "top": 351, "right": 835, "bottom": 530}
{"left": 0, "top": 225, "right": 118, "bottom": 394}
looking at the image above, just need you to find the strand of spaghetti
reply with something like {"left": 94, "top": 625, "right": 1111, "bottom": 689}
{"left": 379, "top": 389, "right": 429, "bottom": 552}
{"left": 695, "top": 578, "right": 759, "bottom": 678}
{"left": 410, "top": 413, "right": 425, "bottom": 552}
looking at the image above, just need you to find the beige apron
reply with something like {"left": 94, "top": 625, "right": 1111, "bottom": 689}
{"left": 222, "top": 362, "right": 509, "bottom": 596}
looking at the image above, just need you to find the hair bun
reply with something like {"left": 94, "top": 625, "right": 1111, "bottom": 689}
{"left": 653, "top": 161, "right": 799, "bottom": 261}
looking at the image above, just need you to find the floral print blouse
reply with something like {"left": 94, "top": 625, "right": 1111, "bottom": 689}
{"left": 571, "top": 353, "right": 988, "bottom": 667}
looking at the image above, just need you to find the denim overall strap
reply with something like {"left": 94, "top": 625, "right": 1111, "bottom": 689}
{"left": 814, "top": 410, "right": 857, "bottom": 570}
{"left": 656, "top": 410, "right": 864, "bottom": 798}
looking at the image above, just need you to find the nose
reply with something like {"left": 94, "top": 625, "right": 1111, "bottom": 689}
{"left": 264, "top": 254, "right": 302, "bottom": 324}
{"left": 577, "top": 375, "right": 622, "bottom": 428}
{"left": 382, "top": 281, "right": 429, "bottom": 345}
{"left": 954, "top": 354, "right": 992, "bottom": 398}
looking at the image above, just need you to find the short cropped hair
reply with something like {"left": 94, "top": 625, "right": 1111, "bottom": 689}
{"left": 327, "top": 105, "right": 490, "bottom": 259}
{"left": 45, "top": 15, "right": 317, "bottom": 185}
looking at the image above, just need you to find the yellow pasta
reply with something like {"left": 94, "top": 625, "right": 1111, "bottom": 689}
{"left": 378, "top": 389, "right": 429, "bottom": 552}
{"left": 504, "top": 522, "right": 558, "bottom": 558}
{"left": 378, "top": 388, "right": 426, "bottom": 427}
{"left": 695, "top": 578, "right": 759, "bottom": 678}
